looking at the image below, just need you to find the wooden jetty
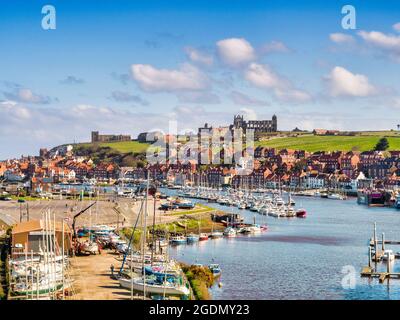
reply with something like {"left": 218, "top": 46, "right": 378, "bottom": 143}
{"left": 361, "top": 223, "right": 400, "bottom": 283}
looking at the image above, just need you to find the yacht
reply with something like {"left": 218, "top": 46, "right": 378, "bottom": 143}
{"left": 170, "top": 236, "right": 187, "bottom": 245}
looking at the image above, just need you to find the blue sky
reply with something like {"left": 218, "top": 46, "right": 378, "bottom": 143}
{"left": 1, "top": 0, "right": 400, "bottom": 158}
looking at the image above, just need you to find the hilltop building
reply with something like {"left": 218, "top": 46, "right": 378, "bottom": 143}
{"left": 91, "top": 131, "right": 131, "bottom": 143}
{"left": 230, "top": 114, "right": 277, "bottom": 133}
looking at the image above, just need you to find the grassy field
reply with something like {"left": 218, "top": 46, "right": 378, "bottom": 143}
{"left": 77, "top": 141, "right": 150, "bottom": 153}
{"left": 256, "top": 134, "right": 400, "bottom": 152}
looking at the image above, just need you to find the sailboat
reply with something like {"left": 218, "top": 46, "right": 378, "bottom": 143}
{"left": 118, "top": 275, "right": 190, "bottom": 296}
{"left": 209, "top": 217, "right": 223, "bottom": 238}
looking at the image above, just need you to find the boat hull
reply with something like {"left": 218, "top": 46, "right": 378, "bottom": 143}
{"left": 118, "top": 278, "right": 190, "bottom": 296}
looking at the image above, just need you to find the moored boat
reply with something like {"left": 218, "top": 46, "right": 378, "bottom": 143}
{"left": 208, "top": 264, "right": 221, "bottom": 277}
{"left": 118, "top": 276, "right": 190, "bottom": 296}
{"left": 186, "top": 234, "right": 200, "bottom": 243}
{"left": 170, "top": 236, "right": 187, "bottom": 245}
{"left": 296, "top": 209, "right": 307, "bottom": 218}
{"left": 199, "top": 233, "right": 209, "bottom": 241}
{"left": 209, "top": 231, "right": 223, "bottom": 238}
{"left": 223, "top": 227, "right": 236, "bottom": 237}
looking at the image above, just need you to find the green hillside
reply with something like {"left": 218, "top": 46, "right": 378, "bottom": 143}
{"left": 256, "top": 134, "right": 400, "bottom": 152}
{"left": 87, "top": 141, "right": 150, "bottom": 153}
{"left": 72, "top": 141, "right": 150, "bottom": 167}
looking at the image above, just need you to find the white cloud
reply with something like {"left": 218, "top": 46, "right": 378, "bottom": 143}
{"left": 245, "top": 63, "right": 287, "bottom": 90}
{"left": 274, "top": 89, "right": 312, "bottom": 103}
{"left": 358, "top": 30, "right": 400, "bottom": 61}
{"left": 230, "top": 90, "right": 269, "bottom": 106}
{"left": 325, "top": 66, "right": 378, "bottom": 98}
{"left": 184, "top": 47, "right": 213, "bottom": 66}
{"left": 260, "top": 41, "right": 290, "bottom": 54}
{"left": 239, "top": 108, "right": 258, "bottom": 121}
{"left": 329, "top": 33, "right": 355, "bottom": 44}
{"left": 131, "top": 63, "right": 209, "bottom": 92}
{"left": 216, "top": 38, "right": 256, "bottom": 67}
{"left": 393, "top": 22, "right": 400, "bottom": 32}
{"left": 244, "top": 63, "right": 312, "bottom": 103}
{"left": 3, "top": 87, "right": 54, "bottom": 104}
{"left": 358, "top": 30, "right": 400, "bottom": 50}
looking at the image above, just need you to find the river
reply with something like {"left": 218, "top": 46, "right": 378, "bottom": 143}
{"left": 164, "top": 190, "right": 400, "bottom": 300}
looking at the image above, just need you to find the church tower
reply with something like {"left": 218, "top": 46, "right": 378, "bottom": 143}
{"left": 272, "top": 115, "right": 277, "bottom": 131}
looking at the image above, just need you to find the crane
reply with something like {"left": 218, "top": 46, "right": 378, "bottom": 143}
{"left": 71, "top": 201, "right": 97, "bottom": 240}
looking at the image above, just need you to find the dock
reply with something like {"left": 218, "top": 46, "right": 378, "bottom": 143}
{"left": 360, "top": 223, "right": 400, "bottom": 284}
{"left": 361, "top": 267, "right": 400, "bottom": 283}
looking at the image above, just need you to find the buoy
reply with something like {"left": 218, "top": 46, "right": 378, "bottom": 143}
{"left": 218, "top": 282, "right": 223, "bottom": 288}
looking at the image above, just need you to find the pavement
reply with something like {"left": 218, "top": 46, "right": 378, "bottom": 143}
{"left": 69, "top": 249, "right": 141, "bottom": 300}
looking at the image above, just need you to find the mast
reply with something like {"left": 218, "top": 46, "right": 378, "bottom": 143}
{"left": 62, "top": 218, "right": 65, "bottom": 300}
{"left": 142, "top": 170, "right": 150, "bottom": 299}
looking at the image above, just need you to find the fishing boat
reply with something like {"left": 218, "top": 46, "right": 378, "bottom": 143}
{"left": 186, "top": 234, "right": 200, "bottom": 243}
{"left": 208, "top": 264, "right": 221, "bottom": 277}
{"left": 223, "top": 227, "right": 236, "bottom": 237}
{"left": 118, "top": 276, "right": 190, "bottom": 296}
{"left": 296, "top": 209, "right": 307, "bottom": 218}
{"left": 199, "top": 233, "right": 209, "bottom": 241}
{"left": 170, "top": 236, "right": 187, "bottom": 245}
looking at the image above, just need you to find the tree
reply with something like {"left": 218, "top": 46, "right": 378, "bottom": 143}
{"left": 374, "top": 137, "right": 389, "bottom": 151}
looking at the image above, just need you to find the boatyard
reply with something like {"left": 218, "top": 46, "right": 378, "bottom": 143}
{"left": 1, "top": 182, "right": 400, "bottom": 300}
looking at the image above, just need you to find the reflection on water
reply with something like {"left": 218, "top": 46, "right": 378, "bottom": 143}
{"left": 165, "top": 192, "right": 400, "bottom": 300}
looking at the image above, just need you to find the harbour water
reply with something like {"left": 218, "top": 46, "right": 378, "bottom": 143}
{"left": 166, "top": 192, "right": 400, "bottom": 300}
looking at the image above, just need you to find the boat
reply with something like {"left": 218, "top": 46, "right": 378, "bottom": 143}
{"left": 327, "top": 193, "right": 345, "bottom": 200}
{"left": 170, "top": 236, "right": 187, "bottom": 245}
{"left": 186, "top": 234, "right": 200, "bottom": 243}
{"left": 208, "top": 264, "right": 221, "bottom": 277}
{"left": 173, "top": 198, "right": 195, "bottom": 209}
{"left": 118, "top": 276, "right": 190, "bottom": 296}
{"left": 209, "top": 231, "right": 223, "bottom": 239}
{"left": 285, "top": 207, "right": 296, "bottom": 217}
{"left": 242, "top": 224, "right": 262, "bottom": 233}
{"left": 160, "top": 202, "right": 178, "bottom": 211}
{"left": 238, "top": 202, "right": 246, "bottom": 210}
{"left": 382, "top": 249, "right": 395, "bottom": 262}
{"left": 223, "top": 227, "right": 236, "bottom": 237}
{"left": 79, "top": 241, "right": 99, "bottom": 255}
{"left": 296, "top": 209, "right": 307, "bottom": 218}
{"left": 199, "top": 233, "right": 209, "bottom": 241}
{"left": 12, "top": 281, "right": 70, "bottom": 296}
{"left": 395, "top": 194, "right": 400, "bottom": 209}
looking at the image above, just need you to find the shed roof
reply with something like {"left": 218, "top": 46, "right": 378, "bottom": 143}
{"left": 12, "top": 219, "right": 71, "bottom": 235}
